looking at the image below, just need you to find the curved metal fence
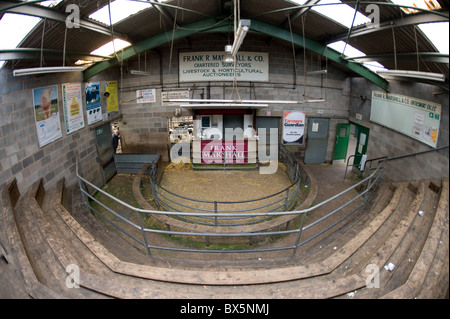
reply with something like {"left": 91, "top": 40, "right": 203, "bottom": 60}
{"left": 76, "top": 149, "right": 386, "bottom": 257}
{"left": 148, "top": 146, "right": 304, "bottom": 227}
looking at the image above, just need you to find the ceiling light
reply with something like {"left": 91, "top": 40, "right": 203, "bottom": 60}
{"left": 130, "top": 70, "right": 151, "bottom": 76}
{"left": 13, "top": 66, "right": 84, "bottom": 76}
{"left": 376, "top": 69, "right": 445, "bottom": 82}
{"left": 307, "top": 70, "right": 328, "bottom": 75}
{"left": 222, "top": 45, "right": 234, "bottom": 63}
{"left": 231, "top": 19, "right": 251, "bottom": 57}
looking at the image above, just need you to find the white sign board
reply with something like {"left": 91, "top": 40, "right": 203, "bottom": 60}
{"left": 32, "top": 85, "right": 63, "bottom": 148}
{"left": 62, "top": 83, "right": 85, "bottom": 134}
{"left": 179, "top": 52, "right": 269, "bottom": 82}
{"left": 136, "top": 89, "right": 156, "bottom": 104}
{"left": 370, "top": 90, "right": 441, "bottom": 148}
{"left": 162, "top": 90, "right": 190, "bottom": 106}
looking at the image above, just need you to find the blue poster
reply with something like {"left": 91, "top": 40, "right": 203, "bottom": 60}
{"left": 85, "top": 82, "right": 102, "bottom": 125}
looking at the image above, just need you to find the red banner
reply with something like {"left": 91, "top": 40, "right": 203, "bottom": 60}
{"left": 201, "top": 140, "right": 248, "bottom": 164}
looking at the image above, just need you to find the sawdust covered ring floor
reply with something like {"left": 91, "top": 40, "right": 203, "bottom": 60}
{"left": 134, "top": 162, "right": 313, "bottom": 235}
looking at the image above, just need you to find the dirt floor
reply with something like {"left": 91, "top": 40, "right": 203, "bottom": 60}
{"left": 157, "top": 162, "right": 298, "bottom": 216}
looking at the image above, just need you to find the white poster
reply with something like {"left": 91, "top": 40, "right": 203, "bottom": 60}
{"left": 282, "top": 110, "right": 306, "bottom": 145}
{"left": 85, "top": 82, "right": 102, "bottom": 125}
{"left": 179, "top": 51, "right": 269, "bottom": 82}
{"left": 136, "top": 89, "right": 156, "bottom": 103}
{"left": 162, "top": 90, "right": 190, "bottom": 106}
{"left": 62, "top": 83, "right": 85, "bottom": 134}
{"left": 32, "top": 85, "right": 63, "bottom": 148}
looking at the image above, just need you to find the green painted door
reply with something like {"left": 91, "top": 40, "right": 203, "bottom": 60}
{"left": 333, "top": 123, "right": 350, "bottom": 164}
{"left": 353, "top": 125, "right": 370, "bottom": 169}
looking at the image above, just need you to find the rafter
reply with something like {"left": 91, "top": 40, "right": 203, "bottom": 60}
{"left": 326, "top": 9, "right": 449, "bottom": 43}
{"left": 0, "top": 0, "right": 126, "bottom": 38}
{"left": 83, "top": 17, "right": 389, "bottom": 90}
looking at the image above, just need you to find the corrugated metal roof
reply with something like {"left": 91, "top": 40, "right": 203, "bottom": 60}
{"left": 1, "top": 0, "right": 448, "bottom": 83}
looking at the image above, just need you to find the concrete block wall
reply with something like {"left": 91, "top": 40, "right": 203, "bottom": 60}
{"left": 110, "top": 34, "right": 351, "bottom": 163}
{"left": 350, "top": 78, "right": 449, "bottom": 182}
{"left": 0, "top": 68, "right": 103, "bottom": 194}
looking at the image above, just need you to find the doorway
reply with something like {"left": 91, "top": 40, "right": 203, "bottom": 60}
{"left": 332, "top": 122, "right": 369, "bottom": 169}
{"left": 304, "top": 117, "right": 330, "bottom": 164}
{"left": 94, "top": 122, "right": 116, "bottom": 186}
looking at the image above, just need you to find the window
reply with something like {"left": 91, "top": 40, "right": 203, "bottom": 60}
{"left": 90, "top": 39, "right": 132, "bottom": 57}
{"left": 0, "top": 1, "right": 63, "bottom": 68}
{"left": 418, "top": 22, "right": 449, "bottom": 54}
{"left": 88, "top": 0, "right": 153, "bottom": 25}
{"left": 289, "top": 0, "right": 371, "bottom": 28}
{"left": 327, "top": 41, "right": 387, "bottom": 71}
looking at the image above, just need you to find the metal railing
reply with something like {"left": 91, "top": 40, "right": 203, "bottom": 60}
{"left": 76, "top": 151, "right": 386, "bottom": 257}
{"left": 149, "top": 146, "right": 303, "bottom": 227}
{"left": 344, "top": 145, "right": 449, "bottom": 180}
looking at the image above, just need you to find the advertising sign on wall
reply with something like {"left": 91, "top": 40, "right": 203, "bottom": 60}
{"left": 62, "top": 83, "right": 85, "bottom": 134}
{"left": 282, "top": 110, "right": 306, "bottom": 145}
{"left": 85, "top": 82, "right": 102, "bottom": 125}
{"left": 179, "top": 52, "right": 269, "bottom": 82}
{"left": 370, "top": 90, "right": 441, "bottom": 148}
{"left": 105, "top": 80, "right": 119, "bottom": 115}
{"left": 136, "top": 89, "right": 156, "bottom": 104}
{"left": 32, "top": 85, "right": 63, "bottom": 148}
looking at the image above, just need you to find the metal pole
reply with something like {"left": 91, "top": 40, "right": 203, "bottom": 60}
{"left": 137, "top": 212, "right": 151, "bottom": 256}
{"left": 292, "top": 213, "right": 307, "bottom": 255}
{"left": 214, "top": 201, "right": 218, "bottom": 226}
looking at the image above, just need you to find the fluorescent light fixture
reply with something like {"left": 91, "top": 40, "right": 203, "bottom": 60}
{"left": 90, "top": 38, "right": 132, "bottom": 56}
{"left": 170, "top": 99, "right": 326, "bottom": 104}
{"left": 13, "top": 66, "right": 84, "bottom": 76}
{"left": 130, "top": 70, "right": 151, "bottom": 76}
{"left": 89, "top": 0, "right": 152, "bottom": 25}
{"left": 376, "top": 69, "right": 446, "bottom": 82}
{"left": 307, "top": 70, "right": 328, "bottom": 75}
{"left": 231, "top": 19, "right": 251, "bottom": 56}
{"left": 180, "top": 104, "right": 269, "bottom": 109}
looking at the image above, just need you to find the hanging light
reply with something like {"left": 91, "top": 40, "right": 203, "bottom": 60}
{"left": 231, "top": 19, "right": 251, "bottom": 56}
{"left": 222, "top": 45, "right": 234, "bottom": 63}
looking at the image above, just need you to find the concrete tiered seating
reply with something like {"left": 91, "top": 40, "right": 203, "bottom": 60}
{"left": 1, "top": 175, "right": 448, "bottom": 298}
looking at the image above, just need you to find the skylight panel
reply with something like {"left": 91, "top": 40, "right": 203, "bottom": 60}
{"left": 0, "top": 13, "right": 41, "bottom": 50}
{"left": 89, "top": 0, "right": 152, "bottom": 25}
{"left": 310, "top": 0, "right": 371, "bottom": 28}
{"left": 327, "top": 40, "right": 387, "bottom": 71}
{"left": 35, "top": 0, "right": 63, "bottom": 7}
{"left": 418, "top": 22, "right": 449, "bottom": 54}
{"left": 390, "top": 0, "right": 442, "bottom": 15}
{"left": 90, "top": 39, "right": 132, "bottom": 56}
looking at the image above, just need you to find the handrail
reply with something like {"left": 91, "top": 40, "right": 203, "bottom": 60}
{"left": 75, "top": 152, "right": 386, "bottom": 256}
{"left": 344, "top": 145, "right": 449, "bottom": 180}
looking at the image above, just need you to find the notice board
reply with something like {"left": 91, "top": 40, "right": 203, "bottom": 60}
{"left": 370, "top": 90, "right": 441, "bottom": 148}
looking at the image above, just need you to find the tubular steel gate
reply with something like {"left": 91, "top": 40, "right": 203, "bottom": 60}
{"left": 76, "top": 148, "right": 386, "bottom": 257}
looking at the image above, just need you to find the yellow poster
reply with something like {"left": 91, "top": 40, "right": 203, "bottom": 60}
{"left": 106, "top": 80, "right": 119, "bottom": 115}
